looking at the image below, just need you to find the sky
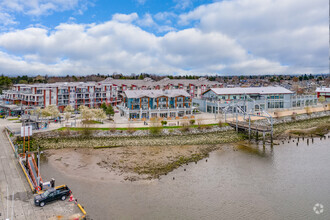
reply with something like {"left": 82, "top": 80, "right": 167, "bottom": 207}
{"left": 0, "top": 0, "right": 328, "bottom": 76}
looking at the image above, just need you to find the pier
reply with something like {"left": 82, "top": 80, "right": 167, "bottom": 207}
{"left": 224, "top": 101, "right": 274, "bottom": 144}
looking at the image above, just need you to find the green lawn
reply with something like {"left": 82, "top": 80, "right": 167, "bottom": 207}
{"left": 8, "top": 118, "right": 20, "bottom": 121}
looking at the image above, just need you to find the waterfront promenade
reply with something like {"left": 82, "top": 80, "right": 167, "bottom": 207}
{"left": 0, "top": 120, "right": 81, "bottom": 219}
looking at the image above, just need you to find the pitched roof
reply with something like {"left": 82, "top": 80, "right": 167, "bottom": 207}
{"left": 316, "top": 87, "right": 330, "bottom": 93}
{"left": 156, "top": 77, "right": 219, "bottom": 86}
{"left": 101, "top": 77, "right": 155, "bottom": 87}
{"left": 124, "top": 89, "right": 190, "bottom": 99}
{"left": 101, "top": 77, "right": 220, "bottom": 87}
{"left": 205, "top": 86, "right": 294, "bottom": 95}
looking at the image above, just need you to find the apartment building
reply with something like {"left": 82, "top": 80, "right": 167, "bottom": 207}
{"left": 2, "top": 77, "right": 221, "bottom": 112}
{"left": 3, "top": 81, "right": 119, "bottom": 112}
{"left": 118, "top": 89, "right": 194, "bottom": 120}
{"left": 101, "top": 77, "right": 221, "bottom": 98}
{"left": 316, "top": 87, "right": 330, "bottom": 102}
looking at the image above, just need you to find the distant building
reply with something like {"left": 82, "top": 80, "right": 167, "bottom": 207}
{"left": 3, "top": 81, "right": 119, "bottom": 112}
{"left": 3, "top": 77, "right": 221, "bottom": 112}
{"left": 316, "top": 87, "right": 330, "bottom": 102}
{"left": 193, "top": 86, "right": 317, "bottom": 113}
{"left": 100, "top": 77, "right": 221, "bottom": 99}
{"left": 118, "top": 89, "right": 194, "bottom": 120}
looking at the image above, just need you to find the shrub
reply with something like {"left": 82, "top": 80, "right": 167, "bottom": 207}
{"left": 189, "top": 119, "right": 195, "bottom": 125}
{"left": 204, "top": 125, "right": 212, "bottom": 130}
{"left": 218, "top": 120, "right": 223, "bottom": 127}
{"left": 150, "top": 126, "right": 162, "bottom": 135}
{"left": 127, "top": 127, "right": 136, "bottom": 134}
{"left": 161, "top": 121, "right": 167, "bottom": 126}
{"left": 180, "top": 123, "right": 190, "bottom": 133}
{"left": 150, "top": 118, "right": 162, "bottom": 135}
{"left": 81, "top": 126, "right": 93, "bottom": 137}
{"left": 304, "top": 106, "right": 312, "bottom": 115}
{"left": 61, "top": 127, "right": 71, "bottom": 136}
{"left": 109, "top": 127, "right": 116, "bottom": 133}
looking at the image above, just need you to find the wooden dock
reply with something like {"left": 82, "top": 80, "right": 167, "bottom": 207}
{"left": 227, "top": 121, "right": 272, "bottom": 132}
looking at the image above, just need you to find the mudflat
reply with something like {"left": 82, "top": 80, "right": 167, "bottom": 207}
{"left": 45, "top": 144, "right": 232, "bottom": 182}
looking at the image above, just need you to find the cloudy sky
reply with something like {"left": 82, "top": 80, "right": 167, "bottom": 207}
{"left": 0, "top": 0, "right": 328, "bottom": 76}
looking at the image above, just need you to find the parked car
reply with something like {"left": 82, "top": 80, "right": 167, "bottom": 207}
{"left": 34, "top": 185, "right": 71, "bottom": 207}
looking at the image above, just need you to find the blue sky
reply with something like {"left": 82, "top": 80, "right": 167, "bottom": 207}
{"left": 7, "top": 0, "right": 214, "bottom": 34}
{"left": 0, "top": 0, "right": 328, "bottom": 76}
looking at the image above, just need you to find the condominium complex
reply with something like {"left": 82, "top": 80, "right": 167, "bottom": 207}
{"left": 3, "top": 82, "right": 119, "bottom": 111}
{"left": 2, "top": 78, "right": 320, "bottom": 118}
{"left": 2, "top": 77, "right": 221, "bottom": 111}
{"left": 100, "top": 77, "right": 221, "bottom": 98}
{"left": 118, "top": 89, "right": 194, "bottom": 120}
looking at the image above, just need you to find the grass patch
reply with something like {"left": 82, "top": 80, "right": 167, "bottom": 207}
{"left": 135, "top": 145, "right": 219, "bottom": 178}
{"left": 94, "top": 145, "right": 120, "bottom": 149}
{"left": 288, "top": 123, "right": 330, "bottom": 137}
{"left": 274, "top": 115, "right": 330, "bottom": 136}
{"left": 8, "top": 118, "right": 20, "bottom": 121}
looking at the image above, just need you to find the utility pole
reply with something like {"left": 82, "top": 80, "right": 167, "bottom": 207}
{"left": 28, "top": 126, "right": 30, "bottom": 152}
{"left": 37, "top": 147, "right": 42, "bottom": 187}
{"left": 236, "top": 104, "right": 238, "bottom": 132}
{"left": 23, "top": 119, "right": 25, "bottom": 154}
{"left": 248, "top": 115, "right": 251, "bottom": 141}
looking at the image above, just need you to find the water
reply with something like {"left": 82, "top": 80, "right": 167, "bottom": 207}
{"left": 41, "top": 136, "right": 330, "bottom": 220}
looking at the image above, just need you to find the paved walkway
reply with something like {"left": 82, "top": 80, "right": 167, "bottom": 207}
{"left": 0, "top": 120, "right": 81, "bottom": 219}
{"left": 5, "top": 105, "right": 328, "bottom": 133}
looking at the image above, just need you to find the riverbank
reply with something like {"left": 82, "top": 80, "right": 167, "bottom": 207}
{"left": 274, "top": 115, "right": 330, "bottom": 138}
{"left": 33, "top": 115, "right": 330, "bottom": 181}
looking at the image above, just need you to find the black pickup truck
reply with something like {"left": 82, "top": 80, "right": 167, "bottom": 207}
{"left": 34, "top": 185, "right": 71, "bottom": 207}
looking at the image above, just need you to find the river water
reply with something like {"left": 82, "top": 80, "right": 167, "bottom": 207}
{"left": 41, "top": 136, "right": 330, "bottom": 220}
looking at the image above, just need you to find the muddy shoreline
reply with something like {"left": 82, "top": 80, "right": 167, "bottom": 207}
{"left": 40, "top": 116, "right": 330, "bottom": 182}
{"left": 44, "top": 144, "right": 235, "bottom": 182}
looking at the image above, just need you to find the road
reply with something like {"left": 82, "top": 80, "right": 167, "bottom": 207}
{"left": 0, "top": 120, "right": 80, "bottom": 220}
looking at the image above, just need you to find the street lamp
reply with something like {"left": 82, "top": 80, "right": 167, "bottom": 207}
{"left": 37, "top": 146, "right": 43, "bottom": 187}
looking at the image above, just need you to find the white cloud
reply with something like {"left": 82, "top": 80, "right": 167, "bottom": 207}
{"left": 0, "top": 15, "right": 290, "bottom": 75}
{"left": 0, "top": 12, "right": 17, "bottom": 26}
{"left": 112, "top": 13, "right": 139, "bottom": 23}
{"left": 136, "top": 13, "right": 155, "bottom": 27}
{"left": 179, "top": 0, "right": 329, "bottom": 73}
{"left": 0, "top": 0, "right": 327, "bottom": 76}
{"left": 174, "top": 0, "right": 192, "bottom": 10}
{"left": 0, "top": 0, "right": 91, "bottom": 25}
{"left": 154, "top": 12, "right": 177, "bottom": 21}
{"left": 136, "top": 13, "right": 176, "bottom": 33}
